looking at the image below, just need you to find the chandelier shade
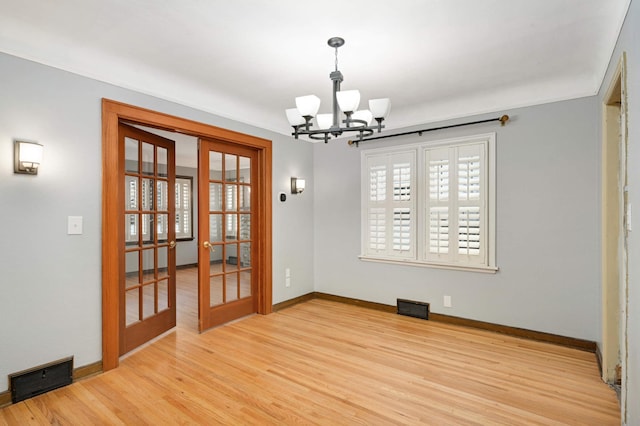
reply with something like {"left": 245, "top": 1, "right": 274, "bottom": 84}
{"left": 369, "top": 98, "right": 391, "bottom": 120}
{"left": 336, "top": 90, "right": 361, "bottom": 113}
{"left": 294, "top": 95, "right": 321, "bottom": 118}
{"left": 352, "top": 110, "right": 373, "bottom": 127}
{"left": 286, "top": 108, "right": 305, "bottom": 126}
{"left": 286, "top": 37, "right": 390, "bottom": 143}
{"left": 316, "top": 113, "right": 333, "bottom": 130}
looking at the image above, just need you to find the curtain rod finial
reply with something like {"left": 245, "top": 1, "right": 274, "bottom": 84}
{"left": 500, "top": 115, "right": 510, "bottom": 126}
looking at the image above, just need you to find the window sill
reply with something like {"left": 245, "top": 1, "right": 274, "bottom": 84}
{"left": 358, "top": 255, "right": 499, "bottom": 274}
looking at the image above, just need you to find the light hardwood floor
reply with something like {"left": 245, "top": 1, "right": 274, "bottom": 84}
{"left": 1, "top": 269, "right": 620, "bottom": 425}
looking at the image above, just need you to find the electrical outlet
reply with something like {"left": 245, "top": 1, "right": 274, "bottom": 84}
{"left": 444, "top": 295, "right": 452, "bottom": 308}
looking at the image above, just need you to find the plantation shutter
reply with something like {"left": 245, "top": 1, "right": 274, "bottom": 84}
{"left": 456, "top": 144, "right": 485, "bottom": 264}
{"left": 175, "top": 179, "right": 191, "bottom": 239}
{"left": 364, "top": 151, "right": 415, "bottom": 259}
{"left": 425, "top": 147, "right": 450, "bottom": 262}
{"left": 425, "top": 143, "right": 486, "bottom": 265}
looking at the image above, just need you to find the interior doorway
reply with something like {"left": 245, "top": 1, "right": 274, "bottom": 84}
{"left": 102, "top": 99, "right": 273, "bottom": 371}
{"left": 600, "top": 53, "right": 627, "bottom": 397}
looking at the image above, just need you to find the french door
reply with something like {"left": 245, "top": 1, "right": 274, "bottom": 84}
{"left": 119, "top": 123, "right": 176, "bottom": 354}
{"left": 102, "top": 99, "right": 272, "bottom": 370}
{"left": 198, "top": 138, "right": 258, "bottom": 330}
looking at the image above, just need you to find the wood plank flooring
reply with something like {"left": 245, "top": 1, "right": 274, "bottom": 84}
{"left": 0, "top": 270, "right": 620, "bottom": 424}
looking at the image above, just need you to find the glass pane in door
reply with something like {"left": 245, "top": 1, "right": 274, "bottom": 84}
{"left": 142, "top": 284, "right": 155, "bottom": 319}
{"left": 125, "top": 250, "right": 140, "bottom": 326}
{"left": 226, "top": 272, "right": 239, "bottom": 302}
{"left": 225, "top": 154, "right": 237, "bottom": 181}
{"left": 157, "top": 147, "right": 167, "bottom": 177}
{"left": 209, "top": 151, "right": 222, "bottom": 180}
{"left": 125, "top": 137, "right": 139, "bottom": 173}
{"left": 239, "top": 156, "right": 250, "bottom": 183}
{"left": 142, "top": 248, "right": 155, "bottom": 283}
{"left": 158, "top": 279, "right": 169, "bottom": 311}
{"left": 210, "top": 275, "right": 223, "bottom": 306}
{"left": 240, "top": 242, "right": 251, "bottom": 267}
{"left": 142, "top": 142, "right": 154, "bottom": 175}
{"left": 126, "top": 288, "right": 140, "bottom": 326}
{"left": 209, "top": 215, "right": 223, "bottom": 243}
{"left": 209, "top": 183, "right": 222, "bottom": 210}
{"left": 240, "top": 270, "right": 251, "bottom": 299}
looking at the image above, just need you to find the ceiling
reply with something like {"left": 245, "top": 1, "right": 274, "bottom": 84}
{"left": 0, "top": 1, "right": 631, "bottom": 139}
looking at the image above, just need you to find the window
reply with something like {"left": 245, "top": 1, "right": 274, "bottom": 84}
{"left": 361, "top": 133, "right": 497, "bottom": 272}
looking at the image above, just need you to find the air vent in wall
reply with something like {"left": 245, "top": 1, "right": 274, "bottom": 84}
{"left": 397, "top": 299, "right": 430, "bottom": 320}
{"left": 10, "top": 356, "right": 74, "bottom": 403}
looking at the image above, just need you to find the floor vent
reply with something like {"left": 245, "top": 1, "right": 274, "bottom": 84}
{"left": 397, "top": 299, "right": 430, "bottom": 320}
{"left": 10, "top": 356, "right": 73, "bottom": 403}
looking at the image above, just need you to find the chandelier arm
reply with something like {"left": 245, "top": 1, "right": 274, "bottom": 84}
{"left": 308, "top": 132, "right": 330, "bottom": 141}
{"left": 303, "top": 116, "right": 314, "bottom": 132}
{"left": 343, "top": 118, "right": 369, "bottom": 128}
{"left": 375, "top": 118, "right": 384, "bottom": 133}
{"left": 343, "top": 112, "right": 354, "bottom": 127}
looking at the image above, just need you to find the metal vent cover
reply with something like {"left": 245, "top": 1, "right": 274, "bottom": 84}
{"left": 397, "top": 299, "right": 430, "bottom": 320}
{"left": 10, "top": 356, "right": 73, "bottom": 403}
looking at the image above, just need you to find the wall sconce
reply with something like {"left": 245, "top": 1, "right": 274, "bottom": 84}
{"left": 14, "top": 141, "right": 43, "bottom": 175}
{"left": 291, "top": 177, "right": 305, "bottom": 194}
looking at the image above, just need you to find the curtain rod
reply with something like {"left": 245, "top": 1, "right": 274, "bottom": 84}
{"left": 347, "top": 114, "right": 510, "bottom": 147}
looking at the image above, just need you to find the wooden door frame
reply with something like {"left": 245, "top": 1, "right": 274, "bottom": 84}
{"left": 102, "top": 99, "right": 273, "bottom": 371}
{"left": 601, "top": 57, "right": 621, "bottom": 383}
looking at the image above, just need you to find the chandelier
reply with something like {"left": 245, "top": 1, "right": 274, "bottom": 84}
{"left": 285, "top": 37, "right": 391, "bottom": 144}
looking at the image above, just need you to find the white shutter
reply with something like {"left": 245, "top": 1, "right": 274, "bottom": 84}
{"left": 425, "top": 142, "right": 486, "bottom": 265}
{"left": 368, "top": 208, "right": 386, "bottom": 253}
{"left": 391, "top": 160, "right": 413, "bottom": 254}
{"left": 456, "top": 144, "right": 485, "bottom": 264}
{"left": 425, "top": 147, "right": 450, "bottom": 260}
{"left": 369, "top": 164, "right": 386, "bottom": 201}
{"left": 364, "top": 151, "right": 415, "bottom": 259}
{"left": 366, "top": 161, "right": 387, "bottom": 254}
{"left": 361, "top": 133, "right": 495, "bottom": 271}
{"left": 175, "top": 180, "right": 191, "bottom": 238}
{"left": 181, "top": 183, "right": 190, "bottom": 234}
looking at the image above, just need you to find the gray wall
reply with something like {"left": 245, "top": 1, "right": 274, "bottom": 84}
{"left": 599, "top": 0, "right": 639, "bottom": 423}
{"left": 0, "top": 52, "right": 314, "bottom": 393}
{"left": 314, "top": 97, "right": 601, "bottom": 341}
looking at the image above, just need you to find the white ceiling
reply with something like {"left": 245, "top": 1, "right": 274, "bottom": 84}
{"left": 0, "top": 0, "right": 631, "bottom": 139}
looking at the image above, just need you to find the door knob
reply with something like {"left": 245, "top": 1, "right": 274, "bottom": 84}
{"left": 169, "top": 241, "right": 176, "bottom": 249}
{"left": 203, "top": 241, "right": 216, "bottom": 252}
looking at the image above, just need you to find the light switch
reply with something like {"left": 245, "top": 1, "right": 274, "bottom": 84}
{"left": 68, "top": 216, "right": 83, "bottom": 235}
